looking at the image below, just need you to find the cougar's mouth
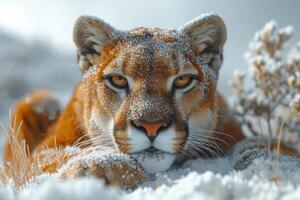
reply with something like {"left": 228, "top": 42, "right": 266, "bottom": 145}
{"left": 144, "top": 146, "right": 162, "bottom": 154}
{"left": 131, "top": 147, "right": 176, "bottom": 174}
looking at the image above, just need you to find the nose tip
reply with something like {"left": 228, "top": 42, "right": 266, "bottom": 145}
{"left": 136, "top": 121, "right": 166, "bottom": 138}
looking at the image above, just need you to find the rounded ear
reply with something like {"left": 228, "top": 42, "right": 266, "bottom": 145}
{"left": 73, "top": 16, "right": 121, "bottom": 72}
{"left": 179, "top": 14, "right": 227, "bottom": 54}
{"left": 179, "top": 14, "right": 227, "bottom": 73}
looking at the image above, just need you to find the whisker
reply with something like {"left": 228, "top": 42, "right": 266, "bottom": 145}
{"left": 188, "top": 141, "right": 221, "bottom": 158}
{"left": 188, "top": 133, "right": 230, "bottom": 149}
{"left": 188, "top": 138, "right": 224, "bottom": 157}
{"left": 188, "top": 128, "right": 237, "bottom": 142}
{"left": 74, "top": 131, "right": 115, "bottom": 148}
{"left": 185, "top": 135, "right": 225, "bottom": 158}
{"left": 179, "top": 149, "right": 194, "bottom": 160}
{"left": 73, "top": 126, "right": 119, "bottom": 148}
{"left": 183, "top": 139, "right": 211, "bottom": 159}
{"left": 75, "top": 136, "right": 115, "bottom": 148}
{"left": 183, "top": 147, "right": 206, "bottom": 159}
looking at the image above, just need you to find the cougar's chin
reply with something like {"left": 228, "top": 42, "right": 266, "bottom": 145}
{"left": 131, "top": 149, "right": 176, "bottom": 174}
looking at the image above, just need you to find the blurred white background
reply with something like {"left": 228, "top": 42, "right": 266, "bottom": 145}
{"left": 0, "top": 0, "right": 299, "bottom": 132}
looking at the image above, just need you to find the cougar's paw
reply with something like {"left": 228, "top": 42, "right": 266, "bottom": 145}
{"left": 230, "top": 138, "right": 300, "bottom": 170}
{"left": 229, "top": 138, "right": 269, "bottom": 171}
{"left": 58, "top": 149, "right": 147, "bottom": 188}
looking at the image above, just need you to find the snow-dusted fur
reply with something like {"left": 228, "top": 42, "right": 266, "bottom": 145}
{"left": 2, "top": 15, "right": 300, "bottom": 199}
{"left": 4, "top": 14, "right": 245, "bottom": 187}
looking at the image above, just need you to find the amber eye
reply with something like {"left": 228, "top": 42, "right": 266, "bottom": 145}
{"left": 173, "top": 75, "right": 195, "bottom": 89}
{"left": 107, "top": 75, "right": 128, "bottom": 89}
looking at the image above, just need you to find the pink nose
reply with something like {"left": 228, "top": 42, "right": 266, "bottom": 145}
{"left": 137, "top": 121, "right": 166, "bottom": 137}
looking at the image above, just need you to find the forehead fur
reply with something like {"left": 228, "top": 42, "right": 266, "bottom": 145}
{"left": 100, "top": 28, "right": 200, "bottom": 76}
{"left": 74, "top": 15, "right": 226, "bottom": 78}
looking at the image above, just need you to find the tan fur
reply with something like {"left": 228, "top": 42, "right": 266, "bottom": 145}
{"left": 4, "top": 15, "right": 248, "bottom": 187}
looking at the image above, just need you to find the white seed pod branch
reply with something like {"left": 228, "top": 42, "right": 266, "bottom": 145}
{"left": 230, "top": 21, "right": 300, "bottom": 147}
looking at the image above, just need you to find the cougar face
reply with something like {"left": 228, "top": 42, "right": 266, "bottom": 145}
{"left": 73, "top": 15, "right": 226, "bottom": 173}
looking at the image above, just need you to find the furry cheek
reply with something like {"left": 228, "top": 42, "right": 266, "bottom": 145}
{"left": 88, "top": 108, "right": 116, "bottom": 148}
{"left": 184, "top": 110, "right": 217, "bottom": 151}
{"left": 113, "top": 129, "right": 130, "bottom": 153}
{"left": 188, "top": 109, "right": 216, "bottom": 135}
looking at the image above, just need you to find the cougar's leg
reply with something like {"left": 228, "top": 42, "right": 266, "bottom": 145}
{"left": 4, "top": 90, "right": 60, "bottom": 162}
{"left": 230, "top": 138, "right": 300, "bottom": 170}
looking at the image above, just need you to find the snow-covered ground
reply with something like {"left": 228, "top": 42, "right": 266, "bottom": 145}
{"left": 1, "top": 155, "right": 300, "bottom": 200}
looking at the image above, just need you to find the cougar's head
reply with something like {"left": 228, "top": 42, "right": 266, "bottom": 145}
{"left": 73, "top": 14, "right": 226, "bottom": 174}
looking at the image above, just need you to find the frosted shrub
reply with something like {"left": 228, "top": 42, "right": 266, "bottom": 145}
{"left": 230, "top": 21, "right": 300, "bottom": 147}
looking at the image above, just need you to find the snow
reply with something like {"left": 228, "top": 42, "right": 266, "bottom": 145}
{"left": 289, "top": 94, "right": 300, "bottom": 114}
{"left": 279, "top": 26, "right": 294, "bottom": 38}
{"left": 1, "top": 155, "right": 300, "bottom": 200}
{"left": 177, "top": 12, "right": 216, "bottom": 32}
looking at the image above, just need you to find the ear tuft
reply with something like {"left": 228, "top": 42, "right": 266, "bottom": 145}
{"left": 179, "top": 14, "right": 227, "bottom": 54}
{"left": 73, "top": 16, "right": 120, "bottom": 72}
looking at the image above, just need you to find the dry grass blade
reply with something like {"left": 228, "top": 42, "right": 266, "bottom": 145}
{"left": 275, "top": 119, "right": 285, "bottom": 160}
{"left": 0, "top": 114, "right": 42, "bottom": 189}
